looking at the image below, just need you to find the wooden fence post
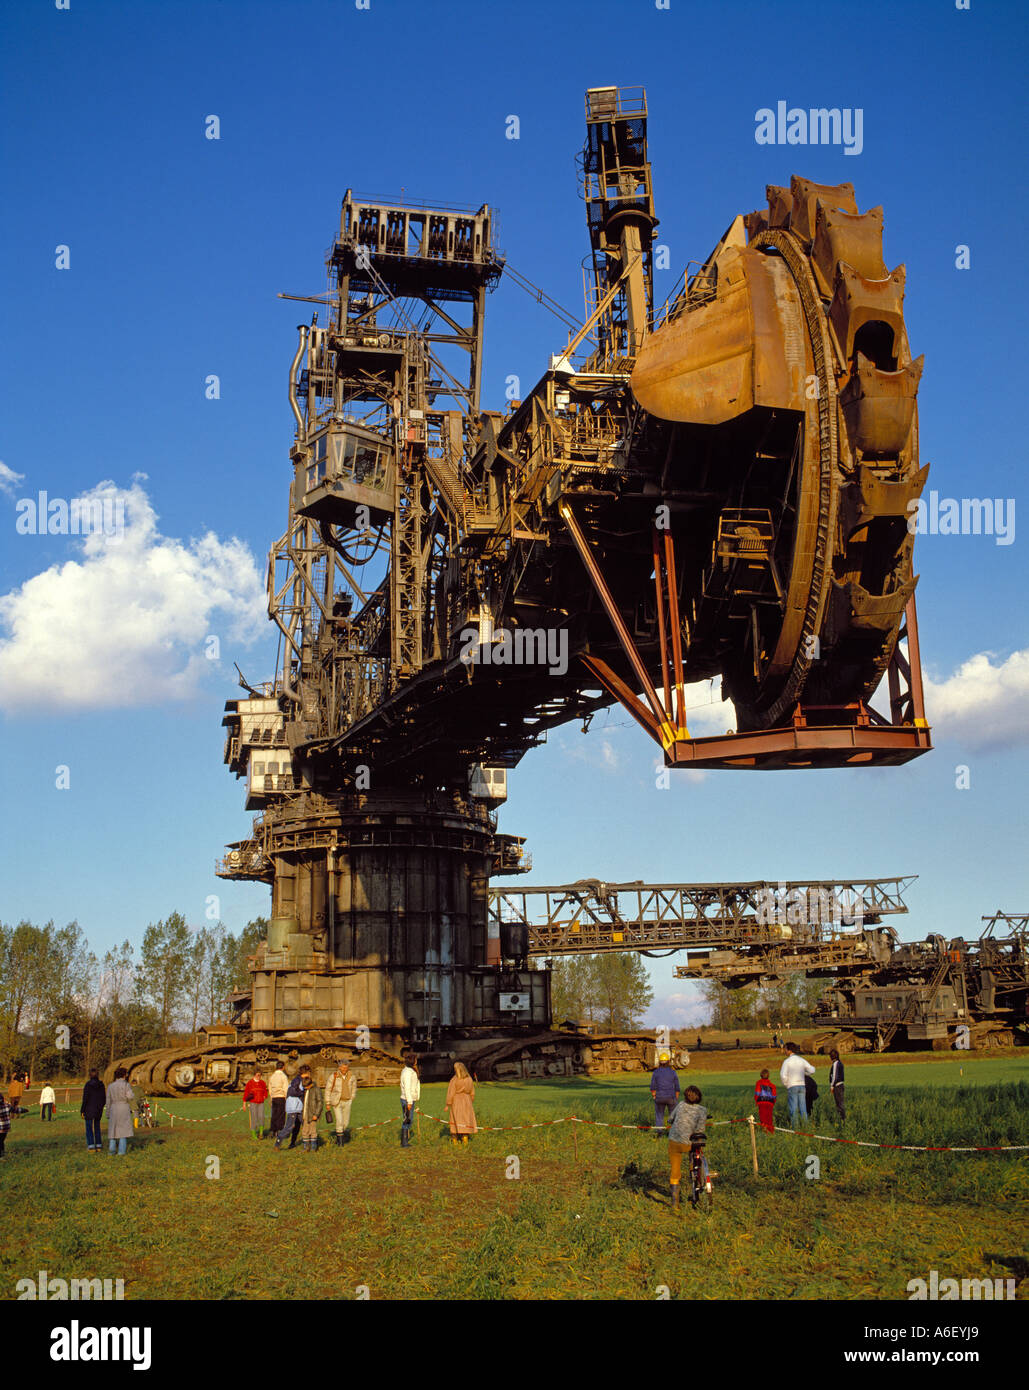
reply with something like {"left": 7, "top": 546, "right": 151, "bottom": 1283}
{"left": 748, "top": 1115, "right": 759, "bottom": 1175}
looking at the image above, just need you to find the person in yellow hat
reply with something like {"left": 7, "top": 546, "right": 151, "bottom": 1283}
{"left": 650, "top": 1051, "right": 681, "bottom": 1136}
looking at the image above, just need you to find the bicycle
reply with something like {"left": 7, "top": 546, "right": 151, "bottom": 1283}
{"left": 136, "top": 1097, "right": 158, "bottom": 1130}
{"left": 687, "top": 1132, "right": 712, "bottom": 1211}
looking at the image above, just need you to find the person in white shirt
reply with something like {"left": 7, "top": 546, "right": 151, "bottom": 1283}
{"left": 268, "top": 1061, "right": 289, "bottom": 1140}
{"left": 779, "top": 1042, "right": 816, "bottom": 1128}
{"left": 399, "top": 1053, "right": 420, "bottom": 1148}
{"left": 39, "top": 1082, "right": 56, "bottom": 1121}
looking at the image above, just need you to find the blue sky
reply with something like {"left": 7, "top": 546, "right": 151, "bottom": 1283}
{"left": 1, "top": 0, "right": 1026, "bottom": 1027}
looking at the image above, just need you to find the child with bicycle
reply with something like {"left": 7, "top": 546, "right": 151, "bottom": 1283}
{"left": 666, "top": 1083, "right": 710, "bottom": 1209}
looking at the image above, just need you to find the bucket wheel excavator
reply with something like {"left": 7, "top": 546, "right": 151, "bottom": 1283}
{"left": 110, "top": 87, "right": 931, "bottom": 1096}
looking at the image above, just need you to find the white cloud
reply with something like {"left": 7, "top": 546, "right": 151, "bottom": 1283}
{"left": 605, "top": 678, "right": 737, "bottom": 740}
{"left": 682, "top": 678, "right": 737, "bottom": 737}
{"left": 922, "top": 647, "right": 1029, "bottom": 750}
{"left": 0, "top": 480, "right": 267, "bottom": 713}
{"left": 558, "top": 725, "right": 623, "bottom": 772}
{"left": 0, "top": 461, "right": 25, "bottom": 498}
{"left": 645, "top": 989, "right": 708, "bottom": 1029}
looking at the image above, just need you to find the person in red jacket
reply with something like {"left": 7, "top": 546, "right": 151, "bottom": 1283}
{"left": 243, "top": 1068, "right": 269, "bottom": 1139}
{"left": 754, "top": 1069, "right": 777, "bottom": 1134}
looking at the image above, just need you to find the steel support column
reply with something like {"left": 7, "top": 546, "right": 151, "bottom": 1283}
{"left": 560, "top": 500, "right": 673, "bottom": 745}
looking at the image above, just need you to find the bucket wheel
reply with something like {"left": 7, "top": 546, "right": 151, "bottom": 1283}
{"left": 632, "top": 176, "right": 927, "bottom": 732}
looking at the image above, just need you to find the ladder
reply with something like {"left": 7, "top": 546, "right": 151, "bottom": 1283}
{"left": 877, "top": 954, "right": 952, "bottom": 1050}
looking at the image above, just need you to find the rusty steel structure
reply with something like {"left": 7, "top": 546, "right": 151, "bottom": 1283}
{"left": 807, "top": 912, "right": 1029, "bottom": 1052}
{"left": 493, "top": 876, "right": 911, "bottom": 959}
{"left": 671, "top": 906, "right": 1028, "bottom": 1053}
{"left": 110, "top": 86, "right": 935, "bottom": 1095}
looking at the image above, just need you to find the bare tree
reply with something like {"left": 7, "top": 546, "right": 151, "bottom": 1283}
{"left": 104, "top": 942, "right": 136, "bottom": 1065}
{"left": 203, "top": 923, "right": 227, "bottom": 1026}
{"left": 81, "top": 949, "right": 102, "bottom": 1073}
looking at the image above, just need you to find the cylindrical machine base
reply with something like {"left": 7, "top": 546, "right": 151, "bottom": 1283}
{"left": 251, "top": 789, "right": 549, "bottom": 1036}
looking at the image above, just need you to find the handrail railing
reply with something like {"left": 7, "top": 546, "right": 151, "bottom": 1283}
{"left": 585, "top": 87, "right": 647, "bottom": 120}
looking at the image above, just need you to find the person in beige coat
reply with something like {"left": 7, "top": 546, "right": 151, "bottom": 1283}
{"left": 106, "top": 1069, "right": 136, "bottom": 1155}
{"left": 444, "top": 1062, "right": 477, "bottom": 1145}
{"left": 324, "top": 1062, "right": 357, "bottom": 1147}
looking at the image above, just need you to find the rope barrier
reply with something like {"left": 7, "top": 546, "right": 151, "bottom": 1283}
{"left": 414, "top": 1108, "right": 1027, "bottom": 1153}
{"left": 763, "top": 1121, "right": 1029, "bottom": 1153}
{"left": 153, "top": 1103, "right": 400, "bottom": 1133}
{"left": 147, "top": 1103, "right": 1028, "bottom": 1153}
{"left": 416, "top": 1108, "right": 573, "bottom": 1133}
{"left": 154, "top": 1103, "right": 246, "bottom": 1124}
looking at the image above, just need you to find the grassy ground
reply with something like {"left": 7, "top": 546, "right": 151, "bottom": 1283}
{"left": 3, "top": 1056, "right": 1026, "bottom": 1301}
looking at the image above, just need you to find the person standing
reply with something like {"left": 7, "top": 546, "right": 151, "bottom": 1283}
{"left": 243, "top": 1068, "right": 269, "bottom": 1139}
{"left": 299, "top": 1071, "right": 323, "bottom": 1153}
{"left": 0, "top": 1089, "right": 12, "bottom": 1158}
{"left": 8, "top": 1072, "right": 24, "bottom": 1114}
{"left": 80, "top": 1069, "right": 106, "bottom": 1151}
{"left": 828, "top": 1049, "right": 846, "bottom": 1121}
{"left": 754, "top": 1069, "right": 777, "bottom": 1134}
{"left": 444, "top": 1062, "right": 477, "bottom": 1145}
{"left": 649, "top": 1052, "right": 681, "bottom": 1136}
{"left": 399, "top": 1053, "right": 420, "bottom": 1148}
{"left": 106, "top": 1067, "right": 136, "bottom": 1155}
{"left": 779, "top": 1042, "right": 816, "bottom": 1129}
{"left": 275, "top": 1081, "right": 304, "bottom": 1151}
{"left": 324, "top": 1061, "right": 356, "bottom": 1147}
{"left": 39, "top": 1081, "right": 56, "bottom": 1121}
{"left": 279, "top": 1066, "right": 309, "bottom": 1150}
{"left": 268, "top": 1059, "right": 289, "bottom": 1140}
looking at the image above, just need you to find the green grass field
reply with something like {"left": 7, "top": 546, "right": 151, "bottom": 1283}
{"left": 3, "top": 1053, "right": 1027, "bottom": 1301}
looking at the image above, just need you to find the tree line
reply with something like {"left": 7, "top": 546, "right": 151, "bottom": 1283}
{"left": 697, "top": 975, "right": 826, "bottom": 1032}
{"left": 0, "top": 914, "right": 266, "bottom": 1081}
{"left": 550, "top": 954, "right": 824, "bottom": 1035}
{"left": 550, "top": 953, "right": 655, "bottom": 1031}
{"left": 2, "top": 919, "right": 828, "bottom": 1080}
